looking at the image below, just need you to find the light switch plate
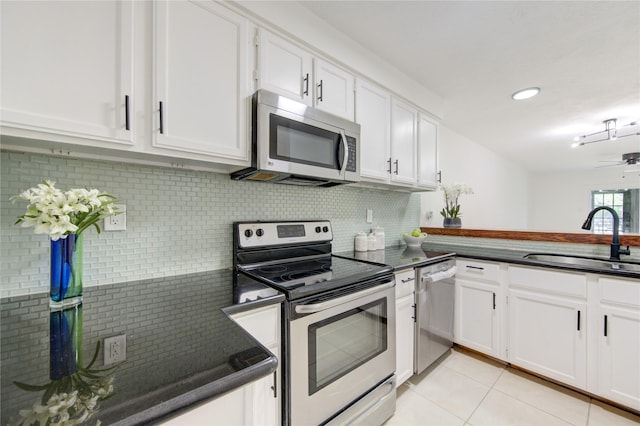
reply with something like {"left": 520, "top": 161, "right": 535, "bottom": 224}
{"left": 366, "top": 209, "right": 373, "bottom": 223}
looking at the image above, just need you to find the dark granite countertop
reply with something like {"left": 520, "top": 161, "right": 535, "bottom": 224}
{"left": 335, "top": 246, "right": 455, "bottom": 271}
{"left": 1, "top": 269, "right": 283, "bottom": 425}
{"left": 337, "top": 244, "right": 640, "bottom": 279}
{"left": 421, "top": 242, "right": 640, "bottom": 279}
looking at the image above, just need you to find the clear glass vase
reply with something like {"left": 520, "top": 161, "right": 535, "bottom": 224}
{"left": 50, "top": 234, "right": 83, "bottom": 308}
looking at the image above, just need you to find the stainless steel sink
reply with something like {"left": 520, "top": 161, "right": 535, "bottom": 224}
{"left": 524, "top": 253, "right": 640, "bottom": 273}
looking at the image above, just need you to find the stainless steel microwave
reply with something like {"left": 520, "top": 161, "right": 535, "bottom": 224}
{"left": 231, "top": 90, "right": 360, "bottom": 187}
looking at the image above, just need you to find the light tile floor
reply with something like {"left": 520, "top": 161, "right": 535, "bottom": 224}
{"left": 385, "top": 347, "right": 640, "bottom": 426}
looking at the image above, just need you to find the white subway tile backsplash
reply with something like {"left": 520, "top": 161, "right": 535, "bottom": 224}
{"left": 1, "top": 151, "right": 421, "bottom": 297}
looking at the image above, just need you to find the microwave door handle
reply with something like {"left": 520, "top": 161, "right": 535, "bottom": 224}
{"left": 339, "top": 130, "right": 349, "bottom": 175}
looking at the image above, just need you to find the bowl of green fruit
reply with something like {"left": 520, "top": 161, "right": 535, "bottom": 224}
{"left": 402, "top": 228, "right": 428, "bottom": 247}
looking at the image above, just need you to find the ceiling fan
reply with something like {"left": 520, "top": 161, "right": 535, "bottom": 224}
{"left": 597, "top": 152, "right": 640, "bottom": 168}
{"left": 572, "top": 119, "right": 640, "bottom": 147}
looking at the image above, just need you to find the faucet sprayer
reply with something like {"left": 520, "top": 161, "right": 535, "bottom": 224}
{"left": 581, "top": 206, "right": 631, "bottom": 260}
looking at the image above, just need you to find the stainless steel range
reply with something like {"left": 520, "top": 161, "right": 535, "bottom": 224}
{"left": 234, "top": 220, "right": 396, "bottom": 426}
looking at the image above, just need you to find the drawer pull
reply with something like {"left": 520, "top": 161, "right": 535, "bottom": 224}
{"left": 465, "top": 265, "right": 485, "bottom": 271}
{"left": 604, "top": 315, "right": 608, "bottom": 337}
{"left": 492, "top": 292, "right": 496, "bottom": 310}
{"left": 401, "top": 277, "right": 415, "bottom": 283}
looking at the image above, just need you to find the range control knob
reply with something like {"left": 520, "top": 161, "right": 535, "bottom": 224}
{"left": 322, "top": 226, "right": 329, "bottom": 233}
{"left": 315, "top": 226, "right": 322, "bottom": 233}
{"left": 244, "top": 229, "right": 253, "bottom": 238}
{"left": 256, "top": 228, "right": 264, "bottom": 237}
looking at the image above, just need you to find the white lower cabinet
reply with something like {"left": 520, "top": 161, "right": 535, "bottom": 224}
{"left": 507, "top": 266, "right": 588, "bottom": 389}
{"left": 229, "top": 304, "right": 281, "bottom": 425}
{"left": 453, "top": 260, "right": 639, "bottom": 412}
{"left": 159, "top": 375, "right": 273, "bottom": 426}
{"left": 454, "top": 258, "right": 504, "bottom": 360}
{"left": 394, "top": 269, "right": 416, "bottom": 387}
{"left": 597, "top": 277, "right": 640, "bottom": 410}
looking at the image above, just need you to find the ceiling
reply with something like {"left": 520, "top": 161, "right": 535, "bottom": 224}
{"left": 298, "top": 1, "right": 640, "bottom": 174}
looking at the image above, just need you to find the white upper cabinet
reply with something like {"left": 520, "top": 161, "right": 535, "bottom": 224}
{"left": 257, "top": 29, "right": 354, "bottom": 121}
{"left": 417, "top": 114, "right": 439, "bottom": 189}
{"left": 390, "top": 99, "right": 418, "bottom": 186}
{"left": 314, "top": 59, "right": 355, "bottom": 120}
{"left": 152, "top": 0, "right": 249, "bottom": 162}
{"left": 355, "top": 79, "right": 391, "bottom": 183}
{"left": 0, "top": 0, "right": 134, "bottom": 146}
{"left": 257, "top": 28, "right": 313, "bottom": 104}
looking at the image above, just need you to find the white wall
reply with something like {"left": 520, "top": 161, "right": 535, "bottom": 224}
{"left": 529, "top": 167, "right": 640, "bottom": 232}
{"left": 420, "top": 126, "right": 530, "bottom": 229}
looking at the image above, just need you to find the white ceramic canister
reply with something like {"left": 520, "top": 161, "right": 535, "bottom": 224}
{"left": 355, "top": 232, "right": 368, "bottom": 252}
{"left": 367, "top": 232, "right": 377, "bottom": 251}
{"left": 372, "top": 226, "right": 385, "bottom": 250}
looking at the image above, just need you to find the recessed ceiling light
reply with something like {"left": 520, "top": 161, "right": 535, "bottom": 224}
{"left": 511, "top": 87, "right": 540, "bottom": 100}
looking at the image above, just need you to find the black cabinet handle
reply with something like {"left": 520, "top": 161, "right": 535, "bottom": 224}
{"left": 303, "top": 73, "right": 309, "bottom": 96}
{"left": 437, "top": 170, "right": 442, "bottom": 183}
{"left": 466, "top": 265, "right": 485, "bottom": 271}
{"left": 412, "top": 304, "right": 416, "bottom": 321}
{"left": 577, "top": 310, "right": 581, "bottom": 331}
{"left": 394, "top": 159, "right": 399, "bottom": 174}
{"left": 271, "top": 371, "right": 277, "bottom": 398}
{"left": 125, "top": 95, "right": 130, "bottom": 131}
{"left": 604, "top": 315, "right": 608, "bottom": 337}
{"left": 159, "top": 101, "right": 164, "bottom": 134}
{"left": 317, "top": 80, "right": 323, "bottom": 102}
{"left": 387, "top": 158, "right": 392, "bottom": 174}
{"left": 492, "top": 292, "right": 496, "bottom": 310}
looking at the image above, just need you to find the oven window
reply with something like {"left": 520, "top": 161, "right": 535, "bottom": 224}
{"left": 270, "top": 114, "right": 340, "bottom": 169}
{"left": 308, "top": 298, "right": 387, "bottom": 395}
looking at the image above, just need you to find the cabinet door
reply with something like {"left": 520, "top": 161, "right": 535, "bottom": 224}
{"left": 153, "top": 0, "right": 249, "bottom": 161}
{"left": 314, "top": 59, "right": 355, "bottom": 121}
{"left": 455, "top": 279, "right": 501, "bottom": 358}
{"left": 258, "top": 29, "right": 313, "bottom": 105}
{"left": 417, "top": 114, "right": 439, "bottom": 189}
{"left": 599, "top": 305, "right": 640, "bottom": 410}
{"left": 355, "top": 80, "right": 391, "bottom": 183}
{"left": 0, "top": 1, "right": 134, "bottom": 145}
{"left": 396, "top": 293, "right": 415, "bottom": 386}
{"left": 508, "top": 289, "right": 587, "bottom": 388}
{"left": 230, "top": 304, "right": 280, "bottom": 426}
{"left": 390, "top": 99, "right": 418, "bottom": 185}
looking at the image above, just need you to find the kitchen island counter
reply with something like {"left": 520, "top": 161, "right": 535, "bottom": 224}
{"left": 0, "top": 269, "right": 283, "bottom": 425}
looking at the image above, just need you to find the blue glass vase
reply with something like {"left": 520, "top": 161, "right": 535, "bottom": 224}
{"left": 50, "top": 304, "right": 82, "bottom": 380}
{"left": 50, "top": 234, "right": 83, "bottom": 308}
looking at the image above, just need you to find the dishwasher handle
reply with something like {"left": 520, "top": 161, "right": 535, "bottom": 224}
{"left": 421, "top": 266, "right": 457, "bottom": 283}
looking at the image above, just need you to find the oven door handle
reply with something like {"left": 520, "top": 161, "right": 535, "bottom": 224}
{"left": 294, "top": 281, "right": 394, "bottom": 314}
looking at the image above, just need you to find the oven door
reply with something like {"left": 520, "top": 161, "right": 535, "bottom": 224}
{"left": 289, "top": 280, "right": 396, "bottom": 426}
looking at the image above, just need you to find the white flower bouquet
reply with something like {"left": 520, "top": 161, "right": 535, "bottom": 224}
{"left": 440, "top": 183, "right": 473, "bottom": 219}
{"left": 11, "top": 180, "right": 118, "bottom": 240}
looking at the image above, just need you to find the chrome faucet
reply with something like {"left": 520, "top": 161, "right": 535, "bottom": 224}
{"left": 581, "top": 206, "right": 631, "bottom": 260}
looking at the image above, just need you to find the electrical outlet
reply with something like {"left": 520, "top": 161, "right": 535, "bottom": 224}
{"left": 104, "top": 334, "right": 126, "bottom": 365}
{"left": 104, "top": 204, "right": 126, "bottom": 231}
{"left": 366, "top": 209, "right": 373, "bottom": 223}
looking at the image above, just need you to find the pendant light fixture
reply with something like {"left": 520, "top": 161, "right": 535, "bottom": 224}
{"left": 572, "top": 118, "right": 640, "bottom": 147}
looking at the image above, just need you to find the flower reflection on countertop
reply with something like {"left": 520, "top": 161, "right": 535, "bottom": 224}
{"left": 10, "top": 306, "right": 118, "bottom": 426}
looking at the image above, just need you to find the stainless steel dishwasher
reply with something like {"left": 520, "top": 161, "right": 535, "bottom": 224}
{"left": 415, "top": 258, "right": 457, "bottom": 374}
